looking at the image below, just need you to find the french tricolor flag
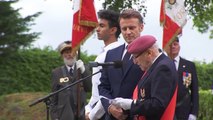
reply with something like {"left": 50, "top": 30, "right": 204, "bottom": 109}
{"left": 71, "top": 0, "right": 98, "bottom": 54}
{"left": 160, "top": 0, "right": 187, "bottom": 49}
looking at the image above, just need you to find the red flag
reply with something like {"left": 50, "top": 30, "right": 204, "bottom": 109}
{"left": 161, "top": 85, "right": 178, "bottom": 120}
{"left": 71, "top": 0, "right": 98, "bottom": 54}
{"left": 160, "top": 0, "right": 187, "bottom": 49}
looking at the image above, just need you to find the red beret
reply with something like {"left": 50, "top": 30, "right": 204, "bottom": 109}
{"left": 127, "top": 35, "right": 156, "bottom": 54}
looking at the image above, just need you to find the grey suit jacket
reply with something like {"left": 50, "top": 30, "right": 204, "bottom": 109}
{"left": 50, "top": 63, "right": 91, "bottom": 120}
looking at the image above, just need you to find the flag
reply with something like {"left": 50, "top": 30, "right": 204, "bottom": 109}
{"left": 160, "top": 0, "right": 187, "bottom": 49}
{"left": 160, "top": 85, "right": 178, "bottom": 120}
{"left": 71, "top": 0, "right": 98, "bottom": 54}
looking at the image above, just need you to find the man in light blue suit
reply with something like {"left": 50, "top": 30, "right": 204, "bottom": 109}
{"left": 98, "top": 9, "right": 144, "bottom": 120}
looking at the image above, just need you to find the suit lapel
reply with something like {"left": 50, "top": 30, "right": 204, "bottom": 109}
{"left": 118, "top": 43, "right": 136, "bottom": 78}
{"left": 178, "top": 58, "right": 188, "bottom": 86}
{"left": 178, "top": 57, "right": 187, "bottom": 72}
{"left": 113, "top": 44, "right": 125, "bottom": 77}
{"left": 123, "top": 58, "right": 134, "bottom": 77}
{"left": 118, "top": 44, "right": 125, "bottom": 60}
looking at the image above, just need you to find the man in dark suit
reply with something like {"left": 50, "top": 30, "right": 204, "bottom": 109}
{"left": 98, "top": 9, "right": 144, "bottom": 120}
{"left": 112, "top": 35, "right": 178, "bottom": 120}
{"left": 50, "top": 41, "right": 92, "bottom": 120}
{"left": 166, "top": 38, "right": 199, "bottom": 120}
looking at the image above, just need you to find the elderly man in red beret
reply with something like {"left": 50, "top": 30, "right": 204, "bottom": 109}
{"left": 112, "top": 35, "right": 178, "bottom": 120}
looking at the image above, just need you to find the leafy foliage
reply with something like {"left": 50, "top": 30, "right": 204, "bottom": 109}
{"left": 102, "top": 0, "right": 147, "bottom": 17}
{"left": 185, "top": 0, "right": 213, "bottom": 39}
{"left": 0, "top": 0, "right": 41, "bottom": 57}
{"left": 198, "top": 90, "right": 213, "bottom": 120}
{"left": 195, "top": 61, "right": 213, "bottom": 90}
{"left": 0, "top": 47, "right": 96, "bottom": 95}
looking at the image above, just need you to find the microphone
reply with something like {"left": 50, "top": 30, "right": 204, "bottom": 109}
{"left": 89, "top": 61, "right": 123, "bottom": 68}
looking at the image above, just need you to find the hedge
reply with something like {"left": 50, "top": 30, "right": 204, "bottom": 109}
{"left": 198, "top": 90, "right": 213, "bottom": 120}
{"left": 0, "top": 47, "right": 96, "bottom": 95}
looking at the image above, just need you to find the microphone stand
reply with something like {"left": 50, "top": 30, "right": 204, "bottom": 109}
{"left": 29, "top": 70, "right": 102, "bottom": 120}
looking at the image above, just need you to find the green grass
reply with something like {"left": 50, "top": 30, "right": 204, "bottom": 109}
{"left": 1, "top": 91, "right": 213, "bottom": 120}
{"left": 0, "top": 92, "right": 47, "bottom": 120}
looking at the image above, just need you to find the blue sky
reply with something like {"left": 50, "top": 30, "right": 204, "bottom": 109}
{"left": 12, "top": 0, "right": 213, "bottom": 63}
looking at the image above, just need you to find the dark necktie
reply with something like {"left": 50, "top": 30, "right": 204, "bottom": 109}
{"left": 173, "top": 59, "right": 177, "bottom": 70}
{"left": 69, "top": 68, "right": 73, "bottom": 76}
{"left": 122, "top": 51, "right": 131, "bottom": 70}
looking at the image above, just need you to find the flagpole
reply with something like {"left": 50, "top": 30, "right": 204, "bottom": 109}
{"left": 71, "top": 0, "right": 97, "bottom": 117}
{"left": 77, "top": 48, "right": 80, "bottom": 60}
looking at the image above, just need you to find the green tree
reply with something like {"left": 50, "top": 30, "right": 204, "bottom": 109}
{"left": 102, "top": 0, "right": 147, "bottom": 17}
{"left": 195, "top": 61, "right": 213, "bottom": 90}
{"left": 185, "top": 0, "right": 213, "bottom": 39}
{"left": 0, "top": 0, "right": 41, "bottom": 58}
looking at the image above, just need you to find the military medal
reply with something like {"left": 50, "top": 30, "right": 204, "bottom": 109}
{"left": 140, "top": 88, "right": 145, "bottom": 100}
{"left": 183, "top": 72, "right": 192, "bottom": 88}
{"left": 60, "top": 77, "right": 69, "bottom": 83}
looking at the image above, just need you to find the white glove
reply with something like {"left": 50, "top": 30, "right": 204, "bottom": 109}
{"left": 188, "top": 114, "right": 196, "bottom": 120}
{"left": 112, "top": 97, "right": 133, "bottom": 110}
{"left": 76, "top": 59, "right": 85, "bottom": 73}
{"left": 89, "top": 101, "right": 105, "bottom": 120}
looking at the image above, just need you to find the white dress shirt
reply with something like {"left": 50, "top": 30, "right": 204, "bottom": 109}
{"left": 122, "top": 43, "right": 128, "bottom": 59}
{"left": 85, "top": 41, "right": 122, "bottom": 119}
{"left": 66, "top": 65, "right": 74, "bottom": 73}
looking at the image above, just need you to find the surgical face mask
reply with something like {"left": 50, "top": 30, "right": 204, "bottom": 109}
{"left": 64, "top": 57, "right": 76, "bottom": 66}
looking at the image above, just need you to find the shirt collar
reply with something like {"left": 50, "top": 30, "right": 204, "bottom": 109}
{"left": 174, "top": 55, "right": 180, "bottom": 63}
{"left": 66, "top": 64, "right": 74, "bottom": 71}
{"left": 103, "top": 41, "right": 122, "bottom": 52}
